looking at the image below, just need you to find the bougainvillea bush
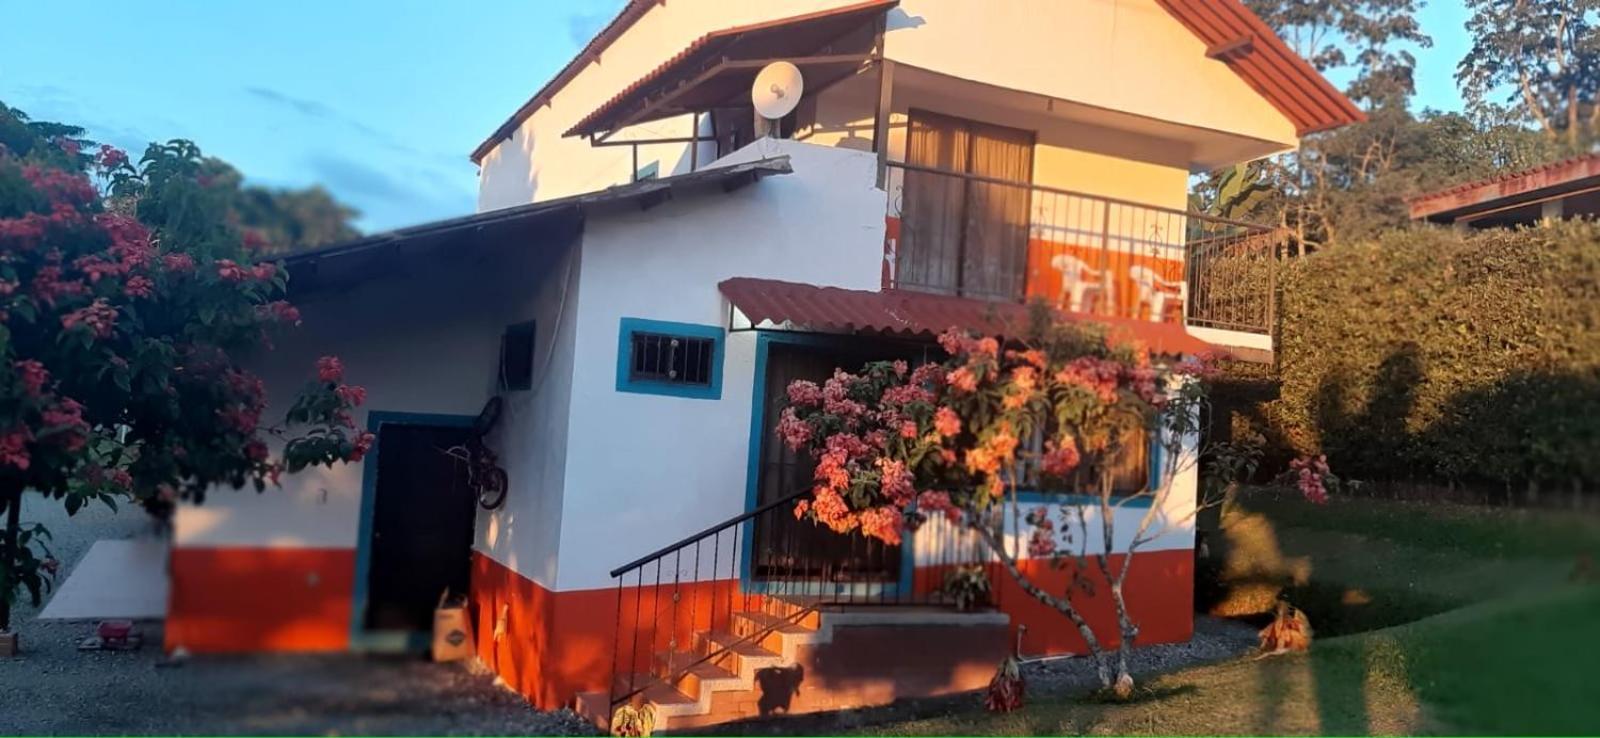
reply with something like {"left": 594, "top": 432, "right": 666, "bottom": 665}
{"left": 0, "top": 128, "right": 366, "bottom": 633}
{"left": 776, "top": 306, "right": 1329, "bottom": 692}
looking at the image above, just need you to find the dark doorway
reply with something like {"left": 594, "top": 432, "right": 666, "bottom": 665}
{"left": 364, "top": 422, "right": 477, "bottom": 633}
{"left": 751, "top": 339, "right": 930, "bottom": 589}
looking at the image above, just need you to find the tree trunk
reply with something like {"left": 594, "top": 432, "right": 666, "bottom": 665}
{"left": 0, "top": 480, "right": 22, "bottom": 633}
{"left": 972, "top": 521, "right": 1115, "bottom": 688}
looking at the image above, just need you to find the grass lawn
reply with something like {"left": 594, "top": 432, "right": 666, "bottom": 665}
{"left": 855, "top": 490, "right": 1600, "bottom": 736}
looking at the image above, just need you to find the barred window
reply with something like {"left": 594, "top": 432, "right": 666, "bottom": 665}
{"left": 629, "top": 332, "right": 714, "bottom": 386}
{"left": 615, "top": 318, "right": 724, "bottom": 400}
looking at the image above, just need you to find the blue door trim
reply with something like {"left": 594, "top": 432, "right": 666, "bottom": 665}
{"left": 738, "top": 331, "right": 914, "bottom": 597}
{"left": 348, "top": 410, "right": 478, "bottom": 653}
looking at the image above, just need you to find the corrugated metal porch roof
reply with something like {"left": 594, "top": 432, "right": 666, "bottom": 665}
{"left": 719, "top": 277, "right": 1218, "bottom": 357}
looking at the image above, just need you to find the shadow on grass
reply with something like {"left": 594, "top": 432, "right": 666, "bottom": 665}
{"left": 1075, "top": 683, "right": 1198, "bottom": 705}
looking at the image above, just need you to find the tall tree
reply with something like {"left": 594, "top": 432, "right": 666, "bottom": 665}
{"left": 0, "top": 105, "right": 368, "bottom": 637}
{"left": 1459, "top": 0, "right": 1600, "bottom": 149}
{"left": 1244, "top": 0, "right": 1432, "bottom": 106}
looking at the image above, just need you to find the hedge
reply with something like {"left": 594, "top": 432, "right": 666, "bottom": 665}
{"left": 1253, "top": 222, "right": 1600, "bottom": 501}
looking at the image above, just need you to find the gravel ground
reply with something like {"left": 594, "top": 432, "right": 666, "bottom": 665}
{"left": 1020, "top": 614, "right": 1259, "bottom": 695}
{"left": 698, "top": 615, "right": 1260, "bottom": 736}
{"left": 0, "top": 493, "right": 595, "bottom": 736}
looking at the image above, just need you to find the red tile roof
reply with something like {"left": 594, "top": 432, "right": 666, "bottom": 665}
{"left": 472, "top": 0, "right": 1361, "bottom": 163}
{"left": 1407, "top": 153, "right": 1600, "bottom": 221}
{"left": 719, "top": 278, "right": 1219, "bottom": 357}
{"left": 1154, "top": 0, "right": 1365, "bottom": 136}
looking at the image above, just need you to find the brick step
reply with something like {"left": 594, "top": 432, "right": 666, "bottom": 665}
{"left": 587, "top": 604, "right": 1009, "bottom": 732}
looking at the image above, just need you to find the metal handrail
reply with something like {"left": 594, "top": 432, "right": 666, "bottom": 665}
{"left": 608, "top": 488, "right": 810, "bottom": 578}
{"left": 885, "top": 160, "right": 1275, "bottom": 233}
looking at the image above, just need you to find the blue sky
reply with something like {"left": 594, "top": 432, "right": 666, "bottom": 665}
{"left": 1, "top": 1, "right": 1469, "bottom": 233}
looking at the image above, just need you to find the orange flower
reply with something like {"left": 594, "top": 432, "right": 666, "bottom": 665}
{"left": 934, "top": 406, "right": 962, "bottom": 438}
{"left": 946, "top": 366, "right": 978, "bottom": 394}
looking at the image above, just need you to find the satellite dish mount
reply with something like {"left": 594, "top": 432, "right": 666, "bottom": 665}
{"left": 752, "top": 61, "right": 805, "bottom": 138}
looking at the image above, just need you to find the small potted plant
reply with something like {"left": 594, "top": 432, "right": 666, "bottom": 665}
{"left": 943, "top": 564, "right": 993, "bottom": 611}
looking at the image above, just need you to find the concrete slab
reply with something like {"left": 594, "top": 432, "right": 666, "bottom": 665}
{"left": 38, "top": 538, "right": 168, "bottom": 621}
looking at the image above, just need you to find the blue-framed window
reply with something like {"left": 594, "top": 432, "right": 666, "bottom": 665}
{"left": 615, "top": 317, "right": 724, "bottom": 400}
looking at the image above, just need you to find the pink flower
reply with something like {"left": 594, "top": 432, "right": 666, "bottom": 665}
{"left": 350, "top": 431, "right": 376, "bottom": 462}
{"left": 123, "top": 274, "right": 154, "bottom": 299}
{"left": 245, "top": 439, "right": 270, "bottom": 462}
{"left": 876, "top": 457, "right": 915, "bottom": 506}
{"left": 937, "top": 329, "right": 975, "bottom": 357}
{"left": 215, "top": 259, "right": 245, "bottom": 282}
{"left": 0, "top": 427, "right": 32, "bottom": 470}
{"left": 250, "top": 261, "right": 277, "bottom": 281}
{"left": 793, "top": 499, "right": 811, "bottom": 520}
{"left": 60, "top": 299, "right": 118, "bottom": 339}
{"left": 14, "top": 360, "right": 49, "bottom": 397}
{"left": 256, "top": 300, "right": 301, "bottom": 325}
{"left": 316, "top": 356, "right": 344, "bottom": 383}
{"left": 786, "top": 380, "right": 822, "bottom": 407}
{"left": 1040, "top": 435, "right": 1081, "bottom": 477}
{"left": 933, "top": 406, "right": 962, "bottom": 438}
{"left": 898, "top": 419, "right": 919, "bottom": 439}
{"left": 162, "top": 253, "right": 196, "bottom": 274}
{"left": 916, "top": 490, "right": 961, "bottom": 523}
{"left": 776, "top": 407, "right": 813, "bottom": 450}
{"left": 96, "top": 144, "right": 128, "bottom": 171}
{"left": 335, "top": 384, "right": 367, "bottom": 407}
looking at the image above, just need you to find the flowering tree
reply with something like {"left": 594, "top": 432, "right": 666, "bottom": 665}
{"left": 0, "top": 127, "right": 368, "bottom": 636}
{"left": 777, "top": 307, "right": 1330, "bottom": 694}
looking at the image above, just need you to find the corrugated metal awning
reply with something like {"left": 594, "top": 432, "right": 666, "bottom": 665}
{"left": 719, "top": 277, "right": 1219, "bottom": 357}
{"left": 565, "top": 0, "right": 894, "bottom": 138}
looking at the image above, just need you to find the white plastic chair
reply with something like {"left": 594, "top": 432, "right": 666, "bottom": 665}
{"left": 1129, "top": 265, "right": 1186, "bottom": 322}
{"left": 1050, "top": 254, "right": 1105, "bottom": 313}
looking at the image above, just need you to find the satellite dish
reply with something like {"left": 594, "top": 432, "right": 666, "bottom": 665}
{"left": 752, "top": 61, "right": 805, "bottom": 121}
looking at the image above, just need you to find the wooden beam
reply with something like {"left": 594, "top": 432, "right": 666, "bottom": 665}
{"left": 1206, "top": 35, "right": 1254, "bottom": 60}
{"left": 873, "top": 58, "right": 895, "bottom": 187}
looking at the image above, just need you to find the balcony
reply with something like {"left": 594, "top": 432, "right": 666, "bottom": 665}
{"left": 883, "top": 161, "right": 1280, "bottom": 336}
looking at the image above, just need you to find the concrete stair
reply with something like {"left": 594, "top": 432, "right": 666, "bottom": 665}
{"left": 575, "top": 598, "right": 1008, "bottom": 732}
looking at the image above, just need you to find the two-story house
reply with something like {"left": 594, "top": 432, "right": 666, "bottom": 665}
{"left": 164, "top": 0, "right": 1359, "bottom": 729}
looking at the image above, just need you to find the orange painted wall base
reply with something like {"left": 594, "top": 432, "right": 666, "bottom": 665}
{"left": 166, "top": 546, "right": 355, "bottom": 653}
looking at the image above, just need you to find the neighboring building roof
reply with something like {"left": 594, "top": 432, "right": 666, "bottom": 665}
{"left": 1154, "top": 0, "right": 1365, "bottom": 135}
{"left": 1407, "top": 153, "right": 1600, "bottom": 223}
{"left": 718, "top": 277, "right": 1218, "bottom": 357}
{"left": 284, "top": 156, "right": 793, "bottom": 297}
{"left": 472, "top": 0, "right": 1361, "bottom": 163}
{"left": 565, "top": 0, "right": 893, "bottom": 138}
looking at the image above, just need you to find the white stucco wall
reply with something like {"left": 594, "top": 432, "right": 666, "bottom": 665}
{"left": 552, "top": 141, "right": 886, "bottom": 591}
{"left": 174, "top": 236, "right": 580, "bottom": 594}
{"left": 475, "top": 0, "right": 1300, "bottom": 212}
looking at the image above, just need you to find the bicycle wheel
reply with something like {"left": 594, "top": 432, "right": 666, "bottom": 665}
{"left": 477, "top": 465, "right": 508, "bottom": 510}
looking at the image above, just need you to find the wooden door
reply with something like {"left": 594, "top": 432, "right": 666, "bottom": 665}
{"left": 364, "top": 423, "right": 477, "bottom": 633}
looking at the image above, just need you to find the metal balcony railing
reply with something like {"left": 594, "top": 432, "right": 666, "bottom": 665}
{"left": 884, "top": 161, "right": 1281, "bottom": 335}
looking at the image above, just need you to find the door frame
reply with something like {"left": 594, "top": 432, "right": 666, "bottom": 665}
{"left": 348, "top": 410, "right": 478, "bottom": 652}
{"left": 738, "top": 331, "right": 916, "bottom": 597}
